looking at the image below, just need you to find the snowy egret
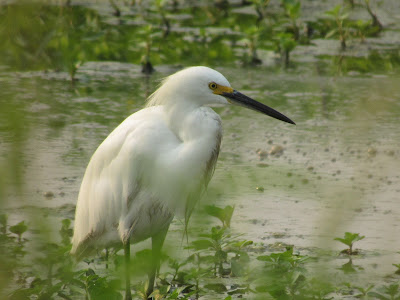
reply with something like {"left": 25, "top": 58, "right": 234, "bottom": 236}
{"left": 71, "top": 66, "right": 294, "bottom": 299}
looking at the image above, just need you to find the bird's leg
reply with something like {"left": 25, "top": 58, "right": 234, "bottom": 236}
{"left": 124, "top": 239, "right": 132, "bottom": 300}
{"left": 146, "top": 227, "right": 169, "bottom": 298}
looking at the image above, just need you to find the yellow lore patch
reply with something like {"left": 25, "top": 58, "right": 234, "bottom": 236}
{"left": 212, "top": 84, "right": 234, "bottom": 95}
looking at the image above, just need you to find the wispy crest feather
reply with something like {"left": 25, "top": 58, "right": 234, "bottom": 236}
{"left": 146, "top": 67, "right": 191, "bottom": 107}
{"left": 146, "top": 76, "right": 170, "bottom": 107}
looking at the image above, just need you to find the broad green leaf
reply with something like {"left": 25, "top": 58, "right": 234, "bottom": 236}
{"left": 190, "top": 239, "right": 214, "bottom": 250}
{"left": 9, "top": 221, "right": 28, "bottom": 237}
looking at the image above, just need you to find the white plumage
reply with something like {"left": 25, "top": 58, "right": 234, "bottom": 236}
{"left": 71, "top": 66, "right": 294, "bottom": 298}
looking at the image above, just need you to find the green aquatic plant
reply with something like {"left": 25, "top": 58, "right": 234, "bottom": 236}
{"left": 167, "top": 258, "right": 186, "bottom": 282}
{"left": 281, "top": 0, "right": 301, "bottom": 41}
{"left": 6, "top": 219, "right": 84, "bottom": 300}
{"left": 189, "top": 226, "right": 230, "bottom": 276}
{"left": 353, "top": 284, "right": 375, "bottom": 299}
{"left": 354, "top": 19, "right": 370, "bottom": 42}
{"left": 254, "top": 248, "right": 336, "bottom": 299}
{"left": 345, "top": 0, "right": 355, "bottom": 9}
{"left": 229, "top": 239, "right": 252, "bottom": 276}
{"left": 256, "top": 246, "right": 309, "bottom": 271}
{"left": 188, "top": 224, "right": 250, "bottom": 279}
{"left": 149, "top": 285, "right": 188, "bottom": 300}
{"left": 2, "top": 206, "right": 398, "bottom": 300}
{"left": 204, "top": 204, "right": 235, "bottom": 228}
{"left": 140, "top": 25, "right": 156, "bottom": 74}
{"left": 9, "top": 221, "right": 27, "bottom": 243}
{"left": 364, "top": 0, "right": 383, "bottom": 33}
{"left": 166, "top": 253, "right": 208, "bottom": 299}
{"left": 154, "top": 0, "right": 171, "bottom": 37}
{"left": 0, "top": 214, "right": 7, "bottom": 235}
{"left": 109, "top": 0, "right": 121, "bottom": 17}
{"left": 369, "top": 283, "right": 400, "bottom": 300}
{"left": 241, "top": 25, "right": 263, "bottom": 65}
{"left": 60, "top": 218, "right": 74, "bottom": 246}
{"left": 275, "top": 32, "right": 297, "bottom": 68}
{"left": 249, "top": 0, "right": 271, "bottom": 23}
{"left": 79, "top": 268, "right": 122, "bottom": 300}
{"left": 393, "top": 263, "right": 400, "bottom": 275}
{"left": 334, "top": 232, "right": 365, "bottom": 255}
{"left": 332, "top": 50, "right": 400, "bottom": 74}
{"left": 69, "top": 61, "right": 82, "bottom": 83}
{"left": 255, "top": 247, "right": 312, "bottom": 299}
{"left": 325, "top": 4, "right": 350, "bottom": 51}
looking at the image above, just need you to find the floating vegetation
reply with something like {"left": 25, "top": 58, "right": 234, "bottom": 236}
{"left": 334, "top": 232, "right": 365, "bottom": 255}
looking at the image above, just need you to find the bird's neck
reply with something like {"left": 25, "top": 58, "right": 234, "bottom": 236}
{"left": 164, "top": 102, "right": 197, "bottom": 138}
{"left": 164, "top": 102, "right": 221, "bottom": 143}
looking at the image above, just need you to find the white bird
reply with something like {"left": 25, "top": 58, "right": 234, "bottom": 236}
{"left": 71, "top": 66, "right": 294, "bottom": 299}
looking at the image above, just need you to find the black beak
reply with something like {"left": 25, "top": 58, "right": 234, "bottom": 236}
{"left": 222, "top": 90, "right": 295, "bottom": 125}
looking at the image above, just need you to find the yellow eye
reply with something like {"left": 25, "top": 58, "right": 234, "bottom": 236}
{"left": 208, "top": 82, "right": 218, "bottom": 90}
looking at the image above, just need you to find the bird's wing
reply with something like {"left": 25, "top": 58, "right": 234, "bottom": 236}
{"left": 179, "top": 109, "right": 222, "bottom": 233}
{"left": 72, "top": 106, "right": 222, "bottom": 258}
{"left": 204, "top": 130, "right": 222, "bottom": 187}
{"left": 71, "top": 106, "right": 173, "bottom": 257}
{"left": 182, "top": 129, "right": 221, "bottom": 238}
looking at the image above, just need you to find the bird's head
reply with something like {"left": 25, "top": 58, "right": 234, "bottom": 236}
{"left": 147, "top": 66, "right": 295, "bottom": 125}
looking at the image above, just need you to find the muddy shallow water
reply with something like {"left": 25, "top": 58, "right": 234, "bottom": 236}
{"left": 2, "top": 61, "right": 400, "bottom": 290}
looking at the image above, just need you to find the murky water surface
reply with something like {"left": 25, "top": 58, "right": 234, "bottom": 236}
{"left": 2, "top": 61, "right": 400, "bottom": 285}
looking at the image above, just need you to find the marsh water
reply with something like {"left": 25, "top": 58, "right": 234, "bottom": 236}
{"left": 1, "top": 0, "right": 400, "bottom": 297}
{"left": 3, "top": 62, "right": 400, "bottom": 284}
